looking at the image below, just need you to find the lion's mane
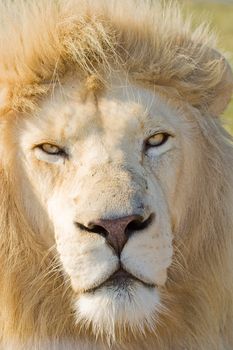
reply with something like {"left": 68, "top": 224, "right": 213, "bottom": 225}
{"left": 0, "top": 1, "right": 233, "bottom": 349}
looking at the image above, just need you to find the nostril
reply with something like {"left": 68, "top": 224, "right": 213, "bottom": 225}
{"left": 75, "top": 222, "right": 108, "bottom": 238}
{"left": 88, "top": 224, "right": 109, "bottom": 238}
{"left": 125, "top": 213, "right": 154, "bottom": 236}
{"left": 75, "top": 213, "right": 154, "bottom": 255}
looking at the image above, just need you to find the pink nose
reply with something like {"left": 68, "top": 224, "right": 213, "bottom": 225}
{"left": 76, "top": 214, "right": 153, "bottom": 256}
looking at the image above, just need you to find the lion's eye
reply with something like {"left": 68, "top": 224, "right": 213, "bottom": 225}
{"left": 38, "top": 143, "right": 65, "bottom": 156}
{"left": 146, "top": 133, "right": 170, "bottom": 147}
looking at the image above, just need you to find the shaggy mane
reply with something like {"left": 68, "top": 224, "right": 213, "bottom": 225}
{"left": 0, "top": 0, "right": 232, "bottom": 113}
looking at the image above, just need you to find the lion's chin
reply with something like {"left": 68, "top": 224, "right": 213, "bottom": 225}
{"left": 74, "top": 279, "right": 161, "bottom": 343}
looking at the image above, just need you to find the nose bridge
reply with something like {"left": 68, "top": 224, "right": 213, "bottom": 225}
{"left": 90, "top": 163, "right": 147, "bottom": 200}
{"left": 74, "top": 163, "right": 148, "bottom": 224}
{"left": 88, "top": 163, "right": 135, "bottom": 205}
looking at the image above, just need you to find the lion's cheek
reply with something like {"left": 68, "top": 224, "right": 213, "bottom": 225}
{"left": 121, "top": 230, "right": 173, "bottom": 286}
{"left": 55, "top": 236, "right": 119, "bottom": 292}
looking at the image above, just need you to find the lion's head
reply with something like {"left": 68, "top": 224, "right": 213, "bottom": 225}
{"left": 0, "top": 1, "right": 233, "bottom": 349}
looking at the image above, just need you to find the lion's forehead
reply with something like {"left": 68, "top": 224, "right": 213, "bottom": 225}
{"left": 24, "top": 79, "right": 180, "bottom": 149}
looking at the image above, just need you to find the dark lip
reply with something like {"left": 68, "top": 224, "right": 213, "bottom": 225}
{"left": 85, "top": 268, "right": 155, "bottom": 293}
{"left": 106, "top": 268, "right": 135, "bottom": 285}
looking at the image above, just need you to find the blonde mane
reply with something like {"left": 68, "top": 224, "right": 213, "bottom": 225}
{"left": 0, "top": 1, "right": 233, "bottom": 349}
{"left": 0, "top": 0, "right": 232, "bottom": 113}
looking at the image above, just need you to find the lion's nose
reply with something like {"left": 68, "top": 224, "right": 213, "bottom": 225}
{"left": 76, "top": 214, "right": 154, "bottom": 256}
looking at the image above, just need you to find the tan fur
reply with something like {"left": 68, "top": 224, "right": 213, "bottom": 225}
{"left": 0, "top": 0, "right": 232, "bottom": 114}
{"left": 0, "top": 1, "right": 233, "bottom": 349}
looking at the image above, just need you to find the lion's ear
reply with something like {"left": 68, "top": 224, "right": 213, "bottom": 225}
{"left": 207, "top": 52, "right": 233, "bottom": 116}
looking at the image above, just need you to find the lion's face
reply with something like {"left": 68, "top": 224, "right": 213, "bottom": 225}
{"left": 13, "top": 77, "right": 195, "bottom": 338}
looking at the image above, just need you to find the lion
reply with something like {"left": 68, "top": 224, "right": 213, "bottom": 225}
{"left": 0, "top": 0, "right": 233, "bottom": 349}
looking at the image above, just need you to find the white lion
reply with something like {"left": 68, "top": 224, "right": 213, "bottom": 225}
{"left": 0, "top": 1, "right": 233, "bottom": 349}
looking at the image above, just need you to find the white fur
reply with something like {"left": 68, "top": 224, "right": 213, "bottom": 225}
{"left": 75, "top": 281, "right": 161, "bottom": 343}
{"left": 16, "top": 79, "right": 187, "bottom": 339}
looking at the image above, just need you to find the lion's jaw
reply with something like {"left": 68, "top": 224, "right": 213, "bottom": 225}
{"left": 15, "top": 78, "right": 191, "bottom": 341}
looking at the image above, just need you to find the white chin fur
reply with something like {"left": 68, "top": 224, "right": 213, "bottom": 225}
{"left": 75, "top": 281, "right": 161, "bottom": 343}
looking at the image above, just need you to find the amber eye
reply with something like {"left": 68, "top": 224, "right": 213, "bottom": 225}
{"left": 38, "top": 143, "right": 65, "bottom": 156}
{"left": 146, "top": 133, "right": 170, "bottom": 148}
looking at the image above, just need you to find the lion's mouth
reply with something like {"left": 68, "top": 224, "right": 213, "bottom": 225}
{"left": 85, "top": 268, "right": 155, "bottom": 293}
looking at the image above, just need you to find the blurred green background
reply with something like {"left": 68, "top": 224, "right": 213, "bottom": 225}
{"left": 180, "top": 0, "right": 233, "bottom": 133}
